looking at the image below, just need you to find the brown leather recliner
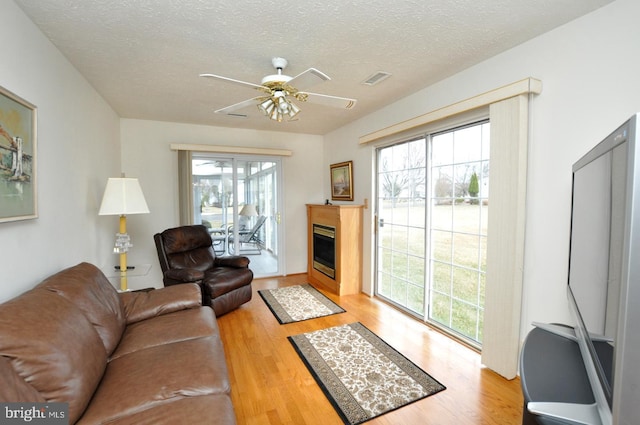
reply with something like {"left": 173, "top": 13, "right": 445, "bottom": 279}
{"left": 154, "top": 224, "right": 253, "bottom": 316}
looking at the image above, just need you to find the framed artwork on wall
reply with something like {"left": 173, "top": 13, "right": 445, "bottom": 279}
{"left": 330, "top": 160, "right": 353, "bottom": 201}
{"left": 0, "top": 85, "right": 37, "bottom": 223}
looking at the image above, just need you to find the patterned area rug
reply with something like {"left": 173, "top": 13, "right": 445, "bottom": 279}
{"left": 289, "top": 322, "right": 446, "bottom": 425}
{"left": 258, "top": 284, "right": 346, "bottom": 324}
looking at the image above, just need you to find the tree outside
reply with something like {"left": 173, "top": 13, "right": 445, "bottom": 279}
{"left": 468, "top": 172, "right": 479, "bottom": 204}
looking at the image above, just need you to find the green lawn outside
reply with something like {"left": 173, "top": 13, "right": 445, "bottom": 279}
{"left": 377, "top": 201, "right": 488, "bottom": 343}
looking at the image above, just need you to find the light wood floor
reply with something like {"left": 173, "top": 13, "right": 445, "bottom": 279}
{"left": 216, "top": 274, "right": 524, "bottom": 425}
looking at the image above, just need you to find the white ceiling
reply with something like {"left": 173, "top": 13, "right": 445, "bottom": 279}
{"left": 15, "top": 0, "right": 613, "bottom": 135}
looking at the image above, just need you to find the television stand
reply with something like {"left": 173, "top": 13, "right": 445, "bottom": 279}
{"left": 520, "top": 324, "right": 603, "bottom": 425}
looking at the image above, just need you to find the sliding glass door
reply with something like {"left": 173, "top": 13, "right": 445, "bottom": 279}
{"left": 191, "top": 154, "right": 282, "bottom": 277}
{"left": 428, "top": 122, "right": 489, "bottom": 344}
{"left": 375, "top": 121, "right": 490, "bottom": 346}
{"left": 376, "top": 138, "right": 428, "bottom": 316}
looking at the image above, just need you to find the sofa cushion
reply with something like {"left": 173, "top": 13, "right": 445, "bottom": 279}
{"left": 36, "top": 262, "right": 125, "bottom": 356}
{"left": 77, "top": 395, "right": 236, "bottom": 425}
{"left": 0, "top": 355, "right": 46, "bottom": 402}
{"left": 78, "top": 336, "right": 230, "bottom": 424}
{"left": 0, "top": 288, "right": 107, "bottom": 423}
{"left": 110, "top": 307, "right": 220, "bottom": 360}
{"left": 119, "top": 283, "right": 201, "bottom": 325}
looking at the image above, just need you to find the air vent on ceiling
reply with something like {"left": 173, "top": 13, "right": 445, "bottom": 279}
{"left": 361, "top": 71, "right": 392, "bottom": 86}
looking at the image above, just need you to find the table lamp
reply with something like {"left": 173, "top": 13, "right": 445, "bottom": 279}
{"left": 239, "top": 203, "right": 258, "bottom": 229}
{"left": 99, "top": 177, "right": 150, "bottom": 291}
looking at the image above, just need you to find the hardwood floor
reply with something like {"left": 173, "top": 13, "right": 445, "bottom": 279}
{"left": 216, "top": 274, "right": 524, "bottom": 425}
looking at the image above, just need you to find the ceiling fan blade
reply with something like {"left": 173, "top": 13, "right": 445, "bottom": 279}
{"left": 300, "top": 92, "right": 357, "bottom": 109}
{"left": 287, "top": 68, "right": 330, "bottom": 91}
{"left": 214, "top": 97, "right": 261, "bottom": 114}
{"left": 200, "top": 73, "right": 264, "bottom": 91}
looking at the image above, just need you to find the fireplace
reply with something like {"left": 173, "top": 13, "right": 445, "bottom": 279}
{"left": 307, "top": 204, "right": 362, "bottom": 295}
{"left": 312, "top": 224, "right": 336, "bottom": 279}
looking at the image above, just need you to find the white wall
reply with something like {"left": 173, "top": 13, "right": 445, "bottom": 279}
{"left": 324, "top": 0, "right": 640, "bottom": 340}
{"left": 3, "top": 0, "right": 637, "bottom": 333}
{"left": 0, "top": 1, "right": 120, "bottom": 303}
{"left": 119, "top": 119, "right": 324, "bottom": 289}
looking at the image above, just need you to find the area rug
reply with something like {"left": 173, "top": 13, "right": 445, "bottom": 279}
{"left": 258, "top": 283, "right": 346, "bottom": 324}
{"left": 288, "top": 322, "right": 446, "bottom": 425}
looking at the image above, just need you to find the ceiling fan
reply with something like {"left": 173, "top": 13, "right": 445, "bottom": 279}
{"left": 200, "top": 57, "right": 356, "bottom": 122}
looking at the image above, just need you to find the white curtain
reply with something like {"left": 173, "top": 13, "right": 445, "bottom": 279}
{"left": 481, "top": 94, "right": 530, "bottom": 379}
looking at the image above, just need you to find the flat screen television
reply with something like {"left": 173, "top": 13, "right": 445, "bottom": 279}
{"left": 565, "top": 113, "right": 640, "bottom": 425}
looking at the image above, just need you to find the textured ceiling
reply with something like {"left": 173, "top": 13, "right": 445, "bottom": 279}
{"left": 14, "top": 0, "right": 613, "bottom": 135}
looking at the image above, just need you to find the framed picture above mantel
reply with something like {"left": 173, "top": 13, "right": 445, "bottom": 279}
{"left": 0, "top": 85, "right": 37, "bottom": 223}
{"left": 330, "top": 160, "right": 353, "bottom": 201}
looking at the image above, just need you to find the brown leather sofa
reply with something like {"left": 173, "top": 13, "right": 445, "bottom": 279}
{"left": 0, "top": 262, "right": 236, "bottom": 424}
{"left": 154, "top": 224, "right": 253, "bottom": 316}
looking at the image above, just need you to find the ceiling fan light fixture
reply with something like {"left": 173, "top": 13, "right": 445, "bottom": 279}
{"left": 258, "top": 98, "right": 275, "bottom": 115}
{"left": 287, "top": 102, "right": 300, "bottom": 119}
{"left": 258, "top": 90, "right": 298, "bottom": 122}
{"left": 277, "top": 97, "right": 291, "bottom": 114}
{"left": 270, "top": 106, "right": 282, "bottom": 122}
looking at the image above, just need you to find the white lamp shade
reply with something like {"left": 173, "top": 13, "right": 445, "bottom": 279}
{"left": 99, "top": 177, "right": 150, "bottom": 215}
{"left": 239, "top": 204, "right": 258, "bottom": 217}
